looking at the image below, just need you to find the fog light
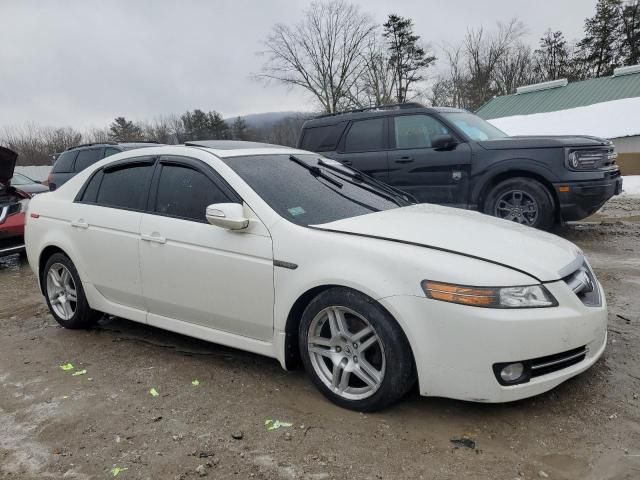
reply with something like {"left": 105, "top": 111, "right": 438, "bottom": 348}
{"left": 500, "top": 362, "right": 524, "bottom": 382}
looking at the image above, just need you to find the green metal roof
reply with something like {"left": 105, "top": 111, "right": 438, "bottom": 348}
{"left": 476, "top": 73, "right": 640, "bottom": 120}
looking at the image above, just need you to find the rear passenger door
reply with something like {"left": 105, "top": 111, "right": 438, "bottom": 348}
{"left": 327, "top": 117, "right": 389, "bottom": 182}
{"left": 388, "top": 114, "right": 472, "bottom": 207}
{"left": 71, "top": 157, "right": 156, "bottom": 310}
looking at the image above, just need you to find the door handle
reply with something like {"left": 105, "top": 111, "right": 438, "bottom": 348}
{"left": 395, "top": 157, "right": 414, "bottom": 164}
{"left": 70, "top": 219, "right": 89, "bottom": 229}
{"left": 141, "top": 233, "right": 166, "bottom": 244}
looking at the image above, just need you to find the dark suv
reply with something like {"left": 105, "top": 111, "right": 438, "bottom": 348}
{"left": 48, "top": 141, "right": 161, "bottom": 191}
{"left": 297, "top": 103, "right": 623, "bottom": 229}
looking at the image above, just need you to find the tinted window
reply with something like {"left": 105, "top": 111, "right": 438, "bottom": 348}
{"left": 394, "top": 115, "right": 451, "bottom": 149}
{"left": 104, "top": 147, "right": 121, "bottom": 158}
{"left": 74, "top": 149, "right": 103, "bottom": 172}
{"left": 52, "top": 151, "right": 77, "bottom": 173}
{"left": 441, "top": 112, "right": 508, "bottom": 141}
{"left": 155, "top": 164, "right": 229, "bottom": 222}
{"left": 344, "top": 118, "right": 384, "bottom": 152}
{"left": 224, "top": 154, "right": 403, "bottom": 226}
{"left": 299, "top": 123, "right": 346, "bottom": 152}
{"left": 95, "top": 163, "right": 154, "bottom": 210}
{"left": 79, "top": 171, "right": 103, "bottom": 203}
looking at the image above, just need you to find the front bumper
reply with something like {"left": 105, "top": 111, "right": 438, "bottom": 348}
{"left": 378, "top": 280, "right": 607, "bottom": 403}
{"left": 554, "top": 173, "right": 622, "bottom": 221}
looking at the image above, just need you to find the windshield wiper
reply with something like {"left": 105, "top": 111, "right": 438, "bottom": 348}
{"left": 317, "top": 159, "right": 417, "bottom": 205}
{"left": 289, "top": 155, "right": 343, "bottom": 188}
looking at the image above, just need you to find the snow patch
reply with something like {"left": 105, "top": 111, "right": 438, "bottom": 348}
{"left": 488, "top": 97, "right": 640, "bottom": 139}
{"left": 622, "top": 175, "right": 640, "bottom": 196}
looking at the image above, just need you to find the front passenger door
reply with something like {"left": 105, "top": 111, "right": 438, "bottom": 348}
{"left": 138, "top": 156, "right": 274, "bottom": 341}
{"left": 388, "top": 114, "right": 471, "bottom": 207}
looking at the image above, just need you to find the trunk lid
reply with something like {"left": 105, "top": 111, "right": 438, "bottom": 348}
{"left": 0, "top": 146, "right": 18, "bottom": 195}
{"left": 313, "top": 204, "right": 583, "bottom": 282}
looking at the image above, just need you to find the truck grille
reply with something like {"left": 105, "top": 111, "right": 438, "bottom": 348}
{"left": 563, "top": 262, "right": 601, "bottom": 307}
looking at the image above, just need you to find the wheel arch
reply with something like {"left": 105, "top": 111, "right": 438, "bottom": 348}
{"left": 476, "top": 169, "right": 559, "bottom": 220}
{"left": 38, "top": 245, "right": 71, "bottom": 295}
{"left": 281, "top": 284, "right": 417, "bottom": 372}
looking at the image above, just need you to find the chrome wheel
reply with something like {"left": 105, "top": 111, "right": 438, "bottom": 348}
{"left": 46, "top": 263, "right": 77, "bottom": 321}
{"left": 307, "top": 306, "right": 385, "bottom": 401}
{"left": 494, "top": 189, "right": 539, "bottom": 225}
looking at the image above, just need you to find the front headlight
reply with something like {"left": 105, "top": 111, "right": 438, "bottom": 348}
{"left": 421, "top": 281, "right": 557, "bottom": 308}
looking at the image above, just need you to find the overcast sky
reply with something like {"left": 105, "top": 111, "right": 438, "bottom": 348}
{"left": 0, "top": 0, "right": 596, "bottom": 130}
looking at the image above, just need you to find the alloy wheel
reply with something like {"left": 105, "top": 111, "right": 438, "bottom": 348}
{"left": 494, "top": 189, "right": 539, "bottom": 226}
{"left": 307, "top": 306, "right": 386, "bottom": 401}
{"left": 46, "top": 263, "right": 77, "bottom": 321}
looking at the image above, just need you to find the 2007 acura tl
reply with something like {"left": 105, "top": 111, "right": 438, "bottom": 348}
{"left": 25, "top": 141, "right": 607, "bottom": 411}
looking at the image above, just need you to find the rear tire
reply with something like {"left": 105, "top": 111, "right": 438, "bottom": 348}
{"left": 484, "top": 177, "right": 555, "bottom": 230}
{"left": 299, "top": 287, "right": 415, "bottom": 412}
{"left": 43, "top": 253, "right": 101, "bottom": 329}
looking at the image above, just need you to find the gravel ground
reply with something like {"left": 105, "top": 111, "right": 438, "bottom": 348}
{"left": 1, "top": 196, "right": 639, "bottom": 480}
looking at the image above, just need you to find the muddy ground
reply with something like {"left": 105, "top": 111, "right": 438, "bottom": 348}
{"left": 1, "top": 197, "right": 639, "bottom": 480}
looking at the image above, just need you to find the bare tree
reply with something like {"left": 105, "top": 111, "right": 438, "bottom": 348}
{"left": 347, "top": 35, "right": 396, "bottom": 107}
{"left": 495, "top": 43, "right": 539, "bottom": 95}
{"left": 0, "top": 123, "right": 83, "bottom": 166}
{"left": 257, "top": 0, "right": 376, "bottom": 113}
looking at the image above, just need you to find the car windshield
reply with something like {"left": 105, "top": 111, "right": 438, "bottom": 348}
{"left": 224, "top": 154, "right": 403, "bottom": 226}
{"left": 442, "top": 112, "right": 508, "bottom": 141}
{"left": 10, "top": 173, "right": 34, "bottom": 185}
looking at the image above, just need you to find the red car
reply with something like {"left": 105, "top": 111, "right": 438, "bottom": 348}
{"left": 1, "top": 146, "right": 31, "bottom": 257}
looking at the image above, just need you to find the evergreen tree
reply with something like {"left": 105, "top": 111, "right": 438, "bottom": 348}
{"left": 534, "top": 30, "right": 572, "bottom": 80}
{"left": 621, "top": 0, "right": 640, "bottom": 65}
{"left": 208, "top": 111, "right": 231, "bottom": 140}
{"left": 108, "top": 117, "right": 142, "bottom": 142}
{"left": 383, "top": 14, "right": 436, "bottom": 103}
{"left": 181, "top": 109, "right": 211, "bottom": 140}
{"left": 232, "top": 117, "right": 251, "bottom": 140}
{"left": 577, "top": 0, "right": 624, "bottom": 77}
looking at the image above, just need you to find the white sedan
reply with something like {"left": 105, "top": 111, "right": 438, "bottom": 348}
{"left": 25, "top": 141, "right": 607, "bottom": 411}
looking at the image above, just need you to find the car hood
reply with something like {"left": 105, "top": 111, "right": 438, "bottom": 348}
{"left": 313, "top": 204, "right": 583, "bottom": 282}
{"left": 478, "top": 135, "right": 611, "bottom": 151}
{"left": 0, "top": 146, "right": 18, "bottom": 192}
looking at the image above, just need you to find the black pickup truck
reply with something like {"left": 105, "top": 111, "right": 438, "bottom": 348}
{"left": 297, "top": 103, "right": 623, "bottom": 229}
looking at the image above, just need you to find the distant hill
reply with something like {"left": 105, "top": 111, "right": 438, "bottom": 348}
{"left": 225, "top": 111, "right": 312, "bottom": 130}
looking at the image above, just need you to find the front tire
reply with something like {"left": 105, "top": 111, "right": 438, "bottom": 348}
{"left": 299, "top": 287, "right": 415, "bottom": 411}
{"left": 43, "top": 253, "right": 101, "bottom": 329}
{"left": 484, "top": 177, "right": 555, "bottom": 229}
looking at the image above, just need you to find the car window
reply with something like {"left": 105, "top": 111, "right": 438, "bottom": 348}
{"left": 79, "top": 171, "right": 103, "bottom": 203}
{"left": 95, "top": 162, "right": 154, "bottom": 210}
{"left": 343, "top": 118, "right": 384, "bottom": 152}
{"left": 52, "top": 151, "right": 77, "bottom": 173}
{"left": 441, "top": 112, "right": 508, "bottom": 141}
{"left": 155, "top": 164, "right": 229, "bottom": 222}
{"left": 299, "top": 123, "right": 346, "bottom": 152}
{"left": 394, "top": 115, "right": 451, "bottom": 149}
{"left": 11, "top": 173, "right": 32, "bottom": 185}
{"left": 224, "top": 154, "right": 400, "bottom": 226}
{"left": 74, "top": 149, "right": 103, "bottom": 172}
{"left": 104, "top": 147, "right": 121, "bottom": 158}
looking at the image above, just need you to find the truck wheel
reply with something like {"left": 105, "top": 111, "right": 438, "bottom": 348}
{"left": 484, "top": 177, "right": 555, "bottom": 229}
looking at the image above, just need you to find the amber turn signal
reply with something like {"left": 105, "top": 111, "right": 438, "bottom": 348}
{"left": 421, "top": 281, "right": 498, "bottom": 307}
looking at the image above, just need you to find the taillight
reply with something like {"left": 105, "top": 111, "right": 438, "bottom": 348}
{"left": 47, "top": 173, "right": 56, "bottom": 191}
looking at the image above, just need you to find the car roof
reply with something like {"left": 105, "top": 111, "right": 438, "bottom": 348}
{"left": 303, "top": 105, "right": 467, "bottom": 128}
{"left": 65, "top": 141, "right": 162, "bottom": 151}
{"left": 184, "top": 140, "right": 308, "bottom": 158}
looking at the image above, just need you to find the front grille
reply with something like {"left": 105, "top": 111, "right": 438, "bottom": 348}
{"left": 529, "top": 346, "right": 588, "bottom": 379}
{"left": 563, "top": 262, "right": 601, "bottom": 307}
{"left": 568, "top": 147, "right": 617, "bottom": 170}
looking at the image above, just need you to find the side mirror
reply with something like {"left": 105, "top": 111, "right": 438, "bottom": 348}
{"left": 431, "top": 134, "right": 457, "bottom": 150}
{"left": 206, "top": 203, "right": 249, "bottom": 230}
